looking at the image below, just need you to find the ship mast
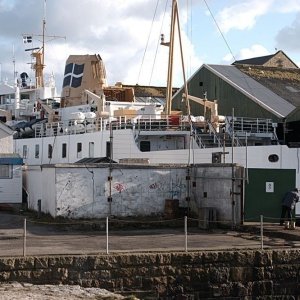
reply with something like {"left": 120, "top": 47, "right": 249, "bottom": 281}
{"left": 23, "top": 0, "right": 64, "bottom": 88}
{"left": 161, "top": 0, "right": 190, "bottom": 115}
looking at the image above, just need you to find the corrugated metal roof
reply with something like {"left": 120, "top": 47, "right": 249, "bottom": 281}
{"left": 205, "top": 64, "right": 296, "bottom": 118}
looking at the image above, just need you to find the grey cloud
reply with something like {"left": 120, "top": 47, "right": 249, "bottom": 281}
{"left": 276, "top": 13, "right": 300, "bottom": 52}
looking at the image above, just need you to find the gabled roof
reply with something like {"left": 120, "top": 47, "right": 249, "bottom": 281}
{"left": 173, "top": 64, "right": 296, "bottom": 118}
{"left": 205, "top": 64, "right": 295, "bottom": 118}
{"left": 233, "top": 54, "right": 275, "bottom": 66}
{"left": 233, "top": 50, "right": 299, "bottom": 69}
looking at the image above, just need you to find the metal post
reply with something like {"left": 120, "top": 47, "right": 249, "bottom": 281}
{"left": 37, "top": 199, "right": 41, "bottom": 218}
{"left": 260, "top": 215, "right": 264, "bottom": 250}
{"left": 231, "top": 108, "right": 236, "bottom": 229}
{"left": 23, "top": 218, "right": 27, "bottom": 257}
{"left": 184, "top": 216, "right": 188, "bottom": 252}
{"left": 106, "top": 217, "right": 109, "bottom": 254}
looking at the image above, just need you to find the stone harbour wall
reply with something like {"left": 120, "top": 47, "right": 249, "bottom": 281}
{"left": 0, "top": 249, "right": 299, "bottom": 299}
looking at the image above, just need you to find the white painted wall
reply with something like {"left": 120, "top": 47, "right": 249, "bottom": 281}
{"left": 23, "top": 163, "right": 243, "bottom": 223}
{"left": 0, "top": 164, "right": 22, "bottom": 203}
{"left": 24, "top": 166, "right": 56, "bottom": 215}
{"left": 0, "top": 136, "right": 13, "bottom": 153}
{"left": 55, "top": 166, "right": 188, "bottom": 218}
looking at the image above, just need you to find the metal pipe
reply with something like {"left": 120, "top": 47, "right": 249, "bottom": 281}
{"left": 184, "top": 216, "right": 188, "bottom": 252}
{"left": 106, "top": 217, "right": 109, "bottom": 254}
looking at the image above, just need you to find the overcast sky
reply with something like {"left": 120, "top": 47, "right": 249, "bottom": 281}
{"left": 0, "top": 0, "right": 300, "bottom": 94}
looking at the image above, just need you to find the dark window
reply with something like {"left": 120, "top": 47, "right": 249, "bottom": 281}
{"left": 268, "top": 154, "right": 279, "bottom": 163}
{"left": 140, "top": 141, "right": 151, "bottom": 152}
{"left": 48, "top": 144, "right": 53, "bottom": 159}
{"left": 0, "top": 165, "right": 11, "bottom": 179}
{"left": 106, "top": 141, "right": 112, "bottom": 158}
{"left": 77, "top": 143, "right": 82, "bottom": 158}
{"left": 62, "top": 143, "right": 67, "bottom": 158}
{"left": 199, "top": 81, "right": 203, "bottom": 86}
{"left": 23, "top": 145, "right": 28, "bottom": 159}
{"left": 35, "top": 144, "right": 39, "bottom": 159}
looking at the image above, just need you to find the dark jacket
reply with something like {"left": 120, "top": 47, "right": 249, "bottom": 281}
{"left": 282, "top": 190, "right": 299, "bottom": 209}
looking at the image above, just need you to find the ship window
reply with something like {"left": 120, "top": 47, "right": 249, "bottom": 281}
{"left": 62, "top": 143, "right": 67, "bottom": 158}
{"left": 48, "top": 144, "right": 53, "bottom": 159}
{"left": 35, "top": 144, "right": 39, "bottom": 159}
{"left": 0, "top": 165, "right": 11, "bottom": 179}
{"left": 268, "top": 154, "right": 279, "bottom": 163}
{"left": 140, "top": 141, "right": 151, "bottom": 152}
{"left": 22, "top": 145, "right": 28, "bottom": 159}
{"left": 77, "top": 143, "right": 82, "bottom": 159}
{"left": 106, "top": 141, "right": 112, "bottom": 158}
{"left": 89, "top": 142, "right": 94, "bottom": 158}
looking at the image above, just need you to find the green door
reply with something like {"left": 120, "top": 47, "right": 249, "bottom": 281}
{"left": 244, "top": 169, "right": 296, "bottom": 222}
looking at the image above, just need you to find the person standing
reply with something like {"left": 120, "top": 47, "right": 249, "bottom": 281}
{"left": 280, "top": 188, "right": 299, "bottom": 226}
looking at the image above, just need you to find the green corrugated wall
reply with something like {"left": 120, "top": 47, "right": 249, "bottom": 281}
{"left": 244, "top": 168, "right": 296, "bottom": 222}
{"left": 172, "top": 66, "right": 282, "bottom": 122}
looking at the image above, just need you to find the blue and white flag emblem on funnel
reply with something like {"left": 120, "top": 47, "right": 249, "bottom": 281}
{"left": 63, "top": 63, "right": 84, "bottom": 88}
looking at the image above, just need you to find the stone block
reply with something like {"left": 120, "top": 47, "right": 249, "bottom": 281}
{"left": 254, "top": 251, "right": 272, "bottom": 266}
{"left": 34, "top": 257, "right": 48, "bottom": 269}
{"left": 208, "top": 267, "right": 230, "bottom": 284}
{"left": 48, "top": 256, "right": 73, "bottom": 268}
{"left": 230, "top": 266, "right": 253, "bottom": 282}
{"left": 0, "top": 258, "right": 15, "bottom": 271}
{"left": 14, "top": 257, "right": 35, "bottom": 269}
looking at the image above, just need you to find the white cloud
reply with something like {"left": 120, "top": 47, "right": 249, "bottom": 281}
{"left": 222, "top": 44, "right": 270, "bottom": 63}
{"left": 274, "top": 0, "right": 300, "bottom": 13}
{"left": 216, "top": 0, "right": 274, "bottom": 33}
{"left": 43, "top": 0, "right": 201, "bottom": 90}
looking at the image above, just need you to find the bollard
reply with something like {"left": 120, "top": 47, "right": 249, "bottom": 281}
{"left": 260, "top": 215, "right": 263, "bottom": 250}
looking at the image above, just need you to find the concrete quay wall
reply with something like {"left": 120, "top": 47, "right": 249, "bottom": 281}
{"left": 0, "top": 249, "right": 299, "bottom": 298}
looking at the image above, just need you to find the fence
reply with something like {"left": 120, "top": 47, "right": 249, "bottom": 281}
{"left": 0, "top": 213, "right": 299, "bottom": 257}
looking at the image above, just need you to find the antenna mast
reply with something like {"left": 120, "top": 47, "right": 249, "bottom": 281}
{"left": 23, "top": 0, "right": 65, "bottom": 88}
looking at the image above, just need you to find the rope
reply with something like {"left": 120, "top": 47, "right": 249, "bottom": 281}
{"left": 149, "top": 0, "right": 169, "bottom": 85}
{"left": 137, "top": 0, "right": 160, "bottom": 84}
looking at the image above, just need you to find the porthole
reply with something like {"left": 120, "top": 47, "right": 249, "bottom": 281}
{"left": 268, "top": 154, "right": 279, "bottom": 163}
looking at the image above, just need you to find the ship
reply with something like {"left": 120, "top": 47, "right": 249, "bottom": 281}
{"left": 0, "top": 0, "right": 299, "bottom": 198}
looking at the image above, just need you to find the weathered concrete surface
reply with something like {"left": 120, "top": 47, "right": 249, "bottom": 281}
{"left": 0, "top": 282, "right": 128, "bottom": 300}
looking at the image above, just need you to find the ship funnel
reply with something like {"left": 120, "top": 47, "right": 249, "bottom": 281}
{"left": 61, "top": 54, "right": 108, "bottom": 107}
